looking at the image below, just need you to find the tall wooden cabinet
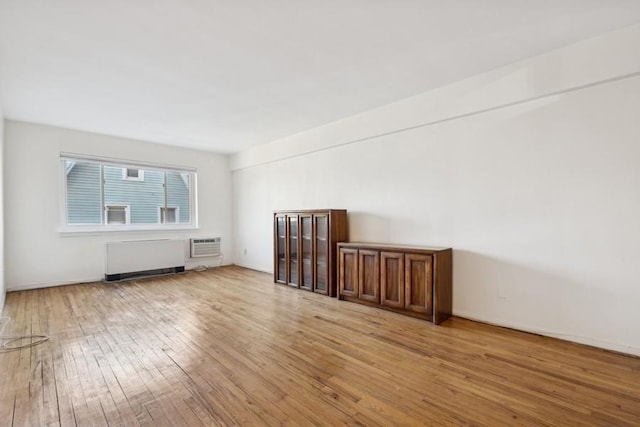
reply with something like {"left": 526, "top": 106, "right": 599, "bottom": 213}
{"left": 274, "top": 209, "right": 347, "bottom": 297}
{"left": 338, "top": 243, "right": 452, "bottom": 324}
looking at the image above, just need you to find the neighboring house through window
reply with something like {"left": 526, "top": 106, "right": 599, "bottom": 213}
{"left": 123, "top": 168, "right": 144, "bottom": 181}
{"left": 106, "top": 205, "right": 130, "bottom": 224}
{"left": 159, "top": 207, "right": 178, "bottom": 224}
{"left": 61, "top": 153, "right": 196, "bottom": 231}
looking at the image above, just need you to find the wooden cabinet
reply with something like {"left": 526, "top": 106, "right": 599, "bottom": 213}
{"left": 274, "top": 209, "right": 347, "bottom": 297}
{"left": 338, "top": 243, "right": 452, "bottom": 325}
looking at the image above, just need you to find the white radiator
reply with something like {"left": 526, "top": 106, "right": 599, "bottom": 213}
{"left": 105, "top": 239, "right": 185, "bottom": 281}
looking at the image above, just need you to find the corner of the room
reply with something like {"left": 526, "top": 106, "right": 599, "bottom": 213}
{"left": 0, "top": 102, "right": 5, "bottom": 317}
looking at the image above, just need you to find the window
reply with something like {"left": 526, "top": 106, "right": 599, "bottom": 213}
{"left": 61, "top": 154, "right": 197, "bottom": 231}
{"left": 159, "top": 207, "right": 178, "bottom": 224}
{"left": 106, "top": 205, "right": 130, "bottom": 224}
{"left": 123, "top": 168, "right": 144, "bottom": 181}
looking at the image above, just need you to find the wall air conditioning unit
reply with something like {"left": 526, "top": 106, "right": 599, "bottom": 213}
{"left": 190, "top": 237, "right": 221, "bottom": 258}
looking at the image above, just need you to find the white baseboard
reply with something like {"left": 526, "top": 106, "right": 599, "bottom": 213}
{"left": 454, "top": 310, "right": 640, "bottom": 358}
{"left": 7, "top": 277, "right": 104, "bottom": 292}
{"left": 232, "top": 263, "right": 272, "bottom": 274}
{"left": 7, "top": 262, "right": 237, "bottom": 291}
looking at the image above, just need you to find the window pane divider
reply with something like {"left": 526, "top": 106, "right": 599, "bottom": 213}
{"left": 100, "top": 164, "right": 105, "bottom": 224}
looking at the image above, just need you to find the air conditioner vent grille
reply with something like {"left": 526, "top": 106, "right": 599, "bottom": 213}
{"left": 190, "top": 237, "right": 221, "bottom": 258}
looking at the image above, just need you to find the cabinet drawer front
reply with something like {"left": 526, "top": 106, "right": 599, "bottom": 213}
{"left": 339, "top": 248, "right": 358, "bottom": 297}
{"left": 358, "top": 250, "right": 380, "bottom": 303}
{"left": 405, "top": 254, "right": 433, "bottom": 314}
{"left": 381, "top": 252, "right": 404, "bottom": 308}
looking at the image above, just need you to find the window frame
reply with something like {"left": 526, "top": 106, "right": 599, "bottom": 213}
{"left": 60, "top": 153, "right": 198, "bottom": 233}
{"left": 105, "top": 204, "right": 131, "bottom": 225}
{"left": 158, "top": 206, "right": 179, "bottom": 224}
{"left": 122, "top": 168, "right": 145, "bottom": 181}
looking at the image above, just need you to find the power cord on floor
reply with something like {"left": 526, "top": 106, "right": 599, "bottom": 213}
{"left": 193, "top": 253, "right": 224, "bottom": 271}
{"left": 0, "top": 316, "right": 50, "bottom": 352}
{"left": 1, "top": 335, "right": 50, "bottom": 351}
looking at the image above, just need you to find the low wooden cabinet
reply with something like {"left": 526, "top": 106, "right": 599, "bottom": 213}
{"left": 274, "top": 209, "right": 347, "bottom": 297}
{"left": 338, "top": 243, "right": 452, "bottom": 324}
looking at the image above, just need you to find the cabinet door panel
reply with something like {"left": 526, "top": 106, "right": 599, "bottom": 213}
{"left": 314, "top": 214, "right": 329, "bottom": 294}
{"left": 339, "top": 248, "right": 358, "bottom": 297}
{"left": 300, "top": 215, "right": 313, "bottom": 291}
{"left": 287, "top": 216, "right": 299, "bottom": 287}
{"left": 274, "top": 215, "right": 287, "bottom": 283}
{"left": 358, "top": 250, "right": 380, "bottom": 303}
{"left": 405, "top": 254, "right": 433, "bottom": 314}
{"left": 381, "top": 252, "right": 404, "bottom": 308}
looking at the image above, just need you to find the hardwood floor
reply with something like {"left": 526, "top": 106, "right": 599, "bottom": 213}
{"left": 1, "top": 266, "right": 639, "bottom": 426}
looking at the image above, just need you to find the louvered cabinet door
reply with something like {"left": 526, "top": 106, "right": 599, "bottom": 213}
{"left": 404, "top": 254, "right": 433, "bottom": 315}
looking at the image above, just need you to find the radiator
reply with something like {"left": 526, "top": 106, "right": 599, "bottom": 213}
{"left": 105, "top": 239, "right": 185, "bottom": 282}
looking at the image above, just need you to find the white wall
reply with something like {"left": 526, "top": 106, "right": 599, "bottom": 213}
{"left": 0, "top": 107, "right": 5, "bottom": 315}
{"left": 4, "top": 121, "right": 233, "bottom": 290}
{"left": 231, "top": 24, "right": 640, "bottom": 356}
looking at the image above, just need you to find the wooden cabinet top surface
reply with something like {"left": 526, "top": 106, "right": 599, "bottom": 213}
{"left": 338, "top": 242, "right": 451, "bottom": 254}
{"left": 274, "top": 209, "right": 347, "bottom": 214}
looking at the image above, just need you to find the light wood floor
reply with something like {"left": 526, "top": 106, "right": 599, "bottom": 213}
{"left": 1, "top": 266, "right": 639, "bottom": 426}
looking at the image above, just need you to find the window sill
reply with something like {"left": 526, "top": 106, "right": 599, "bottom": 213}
{"left": 59, "top": 224, "right": 199, "bottom": 236}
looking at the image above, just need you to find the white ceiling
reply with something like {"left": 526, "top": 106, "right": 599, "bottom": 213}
{"left": 1, "top": 1, "right": 640, "bottom": 154}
